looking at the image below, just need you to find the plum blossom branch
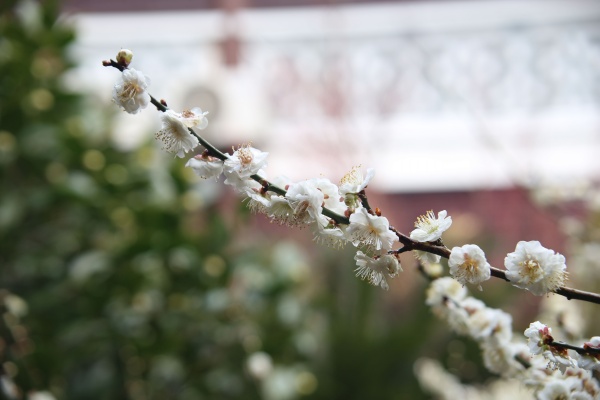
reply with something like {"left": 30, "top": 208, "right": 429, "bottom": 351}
{"left": 391, "top": 227, "right": 451, "bottom": 258}
{"left": 103, "top": 51, "right": 600, "bottom": 305}
{"left": 104, "top": 49, "right": 600, "bottom": 397}
{"left": 103, "top": 58, "right": 350, "bottom": 227}
{"left": 104, "top": 59, "right": 228, "bottom": 161}
{"left": 357, "top": 190, "right": 373, "bottom": 212}
{"left": 550, "top": 341, "right": 600, "bottom": 356}
{"left": 428, "top": 282, "right": 600, "bottom": 397}
{"left": 525, "top": 321, "right": 600, "bottom": 376}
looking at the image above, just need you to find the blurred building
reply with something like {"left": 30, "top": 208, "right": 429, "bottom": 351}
{"left": 62, "top": 0, "right": 600, "bottom": 260}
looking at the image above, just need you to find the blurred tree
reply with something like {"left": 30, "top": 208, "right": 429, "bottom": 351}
{"left": 0, "top": 1, "right": 497, "bottom": 399}
{"left": 0, "top": 1, "right": 324, "bottom": 398}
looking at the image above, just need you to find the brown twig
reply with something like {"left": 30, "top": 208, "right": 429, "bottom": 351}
{"left": 390, "top": 227, "right": 600, "bottom": 305}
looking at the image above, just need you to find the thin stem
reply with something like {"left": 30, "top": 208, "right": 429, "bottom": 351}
{"left": 551, "top": 341, "right": 600, "bottom": 356}
{"left": 105, "top": 59, "right": 228, "bottom": 160}
{"left": 358, "top": 190, "right": 372, "bottom": 213}
{"left": 514, "top": 354, "right": 532, "bottom": 369}
{"left": 390, "top": 226, "right": 600, "bottom": 305}
{"left": 391, "top": 227, "right": 451, "bottom": 258}
{"left": 105, "top": 60, "right": 351, "bottom": 227}
{"left": 444, "top": 297, "right": 599, "bottom": 362}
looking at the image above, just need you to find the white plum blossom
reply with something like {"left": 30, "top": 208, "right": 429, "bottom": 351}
{"left": 448, "top": 244, "right": 491, "bottom": 290}
{"left": 545, "top": 351, "right": 578, "bottom": 373}
{"left": 285, "top": 179, "right": 325, "bottom": 224}
{"left": 537, "top": 381, "right": 572, "bottom": 400}
{"left": 535, "top": 369, "right": 597, "bottom": 400}
{"left": 223, "top": 145, "right": 268, "bottom": 188}
{"left": 410, "top": 210, "right": 452, "bottom": 242}
{"left": 480, "top": 335, "right": 526, "bottom": 376}
{"left": 270, "top": 175, "right": 293, "bottom": 190}
{"left": 185, "top": 153, "right": 224, "bottom": 180}
{"left": 112, "top": 68, "right": 150, "bottom": 114}
{"left": 414, "top": 357, "right": 533, "bottom": 400}
{"left": 354, "top": 251, "right": 402, "bottom": 290}
{"left": 178, "top": 107, "right": 209, "bottom": 129}
{"left": 313, "top": 177, "right": 346, "bottom": 216}
{"left": 539, "top": 295, "right": 585, "bottom": 340}
{"left": 258, "top": 176, "right": 294, "bottom": 224}
{"left": 445, "top": 296, "right": 485, "bottom": 336}
{"left": 414, "top": 250, "right": 441, "bottom": 265}
{"left": 505, "top": 241, "right": 567, "bottom": 296}
{"left": 525, "top": 321, "right": 553, "bottom": 356}
{"left": 419, "top": 260, "right": 444, "bottom": 279}
{"left": 314, "top": 215, "right": 347, "bottom": 249}
{"left": 576, "top": 337, "right": 600, "bottom": 371}
{"left": 155, "top": 109, "right": 199, "bottom": 157}
{"left": 345, "top": 208, "right": 397, "bottom": 251}
{"left": 558, "top": 368, "right": 600, "bottom": 399}
{"left": 339, "top": 165, "right": 375, "bottom": 196}
{"left": 240, "top": 179, "right": 272, "bottom": 214}
{"left": 424, "top": 278, "right": 521, "bottom": 375}
{"left": 425, "top": 277, "right": 467, "bottom": 307}
{"left": 467, "top": 306, "right": 512, "bottom": 341}
{"left": 299, "top": 177, "right": 346, "bottom": 216}
{"left": 266, "top": 196, "right": 298, "bottom": 226}
{"left": 339, "top": 166, "right": 375, "bottom": 210}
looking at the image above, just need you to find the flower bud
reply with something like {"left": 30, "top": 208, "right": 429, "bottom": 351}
{"left": 116, "top": 49, "right": 134, "bottom": 67}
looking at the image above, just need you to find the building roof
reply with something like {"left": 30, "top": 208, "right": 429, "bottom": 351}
{"left": 62, "top": 0, "right": 407, "bottom": 13}
{"left": 65, "top": 0, "right": 600, "bottom": 192}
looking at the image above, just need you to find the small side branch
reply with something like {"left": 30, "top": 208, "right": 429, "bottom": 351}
{"left": 550, "top": 341, "right": 600, "bottom": 356}
{"left": 390, "top": 227, "right": 600, "bottom": 305}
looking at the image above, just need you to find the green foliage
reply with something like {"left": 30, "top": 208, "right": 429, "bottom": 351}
{"left": 0, "top": 2, "right": 322, "bottom": 398}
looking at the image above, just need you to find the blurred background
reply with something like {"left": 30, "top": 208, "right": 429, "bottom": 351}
{"left": 1, "top": 0, "right": 600, "bottom": 398}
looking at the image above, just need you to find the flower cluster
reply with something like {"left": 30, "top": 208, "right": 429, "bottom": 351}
{"left": 112, "top": 68, "right": 150, "bottom": 114}
{"left": 354, "top": 251, "right": 401, "bottom": 290}
{"left": 217, "top": 157, "right": 400, "bottom": 289}
{"left": 426, "top": 278, "right": 522, "bottom": 375}
{"left": 525, "top": 321, "right": 600, "bottom": 374}
{"left": 108, "top": 51, "right": 578, "bottom": 298}
{"left": 426, "top": 279, "right": 600, "bottom": 398}
{"left": 410, "top": 210, "right": 452, "bottom": 243}
{"left": 505, "top": 240, "right": 567, "bottom": 296}
{"left": 109, "top": 54, "right": 403, "bottom": 289}
{"left": 448, "top": 244, "right": 491, "bottom": 290}
{"left": 155, "top": 108, "right": 208, "bottom": 157}
{"left": 110, "top": 55, "right": 208, "bottom": 159}
{"left": 106, "top": 50, "right": 582, "bottom": 300}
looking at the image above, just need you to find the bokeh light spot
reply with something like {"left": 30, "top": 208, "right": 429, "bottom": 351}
{"left": 45, "top": 162, "right": 67, "bottom": 184}
{"left": 105, "top": 164, "right": 128, "bottom": 185}
{"left": 204, "top": 255, "right": 226, "bottom": 277}
{"left": 83, "top": 149, "right": 106, "bottom": 171}
{"left": 295, "top": 371, "right": 317, "bottom": 395}
{"left": 29, "top": 88, "right": 54, "bottom": 111}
